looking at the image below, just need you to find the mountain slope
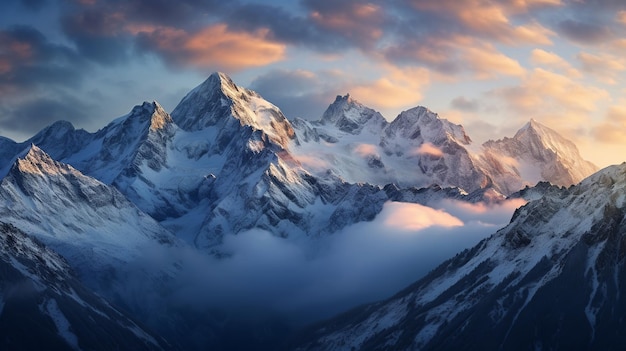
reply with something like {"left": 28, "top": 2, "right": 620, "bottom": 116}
{"left": 292, "top": 96, "right": 595, "bottom": 195}
{"left": 0, "top": 222, "right": 170, "bottom": 350}
{"left": 171, "top": 71, "right": 296, "bottom": 149}
{"left": 478, "top": 119, "right": 598, "bottom": 194}
{"left": 0, "top": 145, "right": 179, "bottom": 290}
{"left": 294, "top": 163, "right": 626, "bottom": 350}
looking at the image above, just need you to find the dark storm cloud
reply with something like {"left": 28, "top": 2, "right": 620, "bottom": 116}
{"left": 60, "top": 8, "right": 133, "bottom": 65}
{"left": 0, "top": 25, "right": 85, "bottom": 94}
{"left": 0, "top": 97, "right": 94, "bottom": 136}
{"left": 0, "top": 25, "right": 92, "bottom": 138}
{"left": 224, "top": 0, "right": 392, "bottom": 52}
{"left": 250, "top": 69, "right": 344, "bottom": 120}
{"left": 225, "top": 3, "right": 339, "bottom": 50}
{"left": 50, "top": 0, "right": 601, "bottom": 76}
{"left": 59, "top": 0, "right": 229, "bottom": 66}
{"left": 557, "top": 19, "right": 613, "bottom": 45}
{"left": 20, "top": 0, "right": 47, "bottom": 11}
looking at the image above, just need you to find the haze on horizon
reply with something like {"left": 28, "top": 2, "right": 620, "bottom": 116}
{"left": 1, "top": 0, "right": 625, "bottom": 167}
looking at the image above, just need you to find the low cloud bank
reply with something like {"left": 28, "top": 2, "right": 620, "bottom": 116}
{"left": 126, "top": 198, "right": 525, "bottom": 332}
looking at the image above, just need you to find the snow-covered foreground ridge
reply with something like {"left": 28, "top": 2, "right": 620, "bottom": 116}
{"left": 0, "top": 72, "right": 596, "bottom": 248}
{"left": 294, "top": 162, "right": 626, "bottom": 351}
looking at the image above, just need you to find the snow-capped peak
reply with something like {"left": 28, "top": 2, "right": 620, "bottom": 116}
{"left": 148, "top": 101, "right": 173, "bottom": 131}
{"left": 12, "top": 144, "right": 80, "bottom": 177}
{"left": 480, "top": 118, "right": 598, "bottom": 192}
{"left": 33, "top": 120, "right": 76, "bottom": 140}
{"left": 513, "top": 118, "right": 577, "bottom": 155}
{"left": 171, "top": 72, "right": 295, "bottom": 149}
{"left": 320, "top": 94, "right": 387, "bottom": 134}
{"left": 386, "top": 106, "right": 471, "bottom": 145}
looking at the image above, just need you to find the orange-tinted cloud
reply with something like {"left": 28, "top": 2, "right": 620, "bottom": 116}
{"left": 492, "top": 68, "right": 609, "bottom": 115}
{"left": 384, "top": 35, "right": 526, "bottom": 79}
{"left": 442, "top": 198, "right": 527, "bottom": 215}
{"left": 412, "top": 143, "right": 444, "bottom": 157}
{"left": 0, "top": 59, "right": 10, "bottom": 75}
{"left": 137, "top": 24, "right": 286, "bottom": 71}
{"left": 410, "top": 0, "right": 556, "bottom": 44}
{"left": 354, "top": 144, "right": 379, "bottom": 157}
{"left": 294, "top": 154, "right": 332, "bottom": 172}
{"left": 463, "top": 43, "right": 526, "bottom": 79}
{"left": 349, "top": 65, "right": 429, "bottom": 109}
{"left": 530, "top": 49, "right": 581, "bottom": 78}
{"left": 382, "top": 202, "right": 464, "bottom": 232}
{"left": 593, "top": 105, "right": 626, "bottom": 143}
{"left": 577, "top": 52, "right": 625, "bottom": 84}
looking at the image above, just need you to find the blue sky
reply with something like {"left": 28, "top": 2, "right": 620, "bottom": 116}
{"left": 1, "top": 0, "right": 625, "bottom": 166}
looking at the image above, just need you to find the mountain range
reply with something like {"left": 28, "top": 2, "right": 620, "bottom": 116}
{"left": 0, "top": 73, "right": 597, "bottom": 245}
{"left": 294, "top": 162, "right": 626, "bottom": 351}
{"left": 0, "top": 72, "right": 611, "bottom": 350}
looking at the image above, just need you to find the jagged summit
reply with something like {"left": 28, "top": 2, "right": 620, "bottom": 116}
{"left": 36, "top": 120, "right": 76, "bottom": 136}
{"left": 480, "top": 118, "right": 598, "bottom": 192}
{"left": 513, "top": 118, "right": 577, "bottom": 153}
{"left": 320, "top": 93, "right": 387, "bottom": 134}
{"left": 132, "top": 101, "right": 173, "bottom": 132}
{"left": 171, "top": 72, "right": 295, "bottom": 149}
{"left": 3, "top": 144, "right": 80, "bottom": 180}
{"left": 386, "top": 106, "right": 472, "bottom": 145}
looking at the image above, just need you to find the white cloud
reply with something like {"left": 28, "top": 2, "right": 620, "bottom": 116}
{"left": 123, "top": 198, "right": 524, "bottom": 330}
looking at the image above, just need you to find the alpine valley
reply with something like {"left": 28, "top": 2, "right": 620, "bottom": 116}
{"left": 0, "top": 72, "right": 618, "bottom": 350}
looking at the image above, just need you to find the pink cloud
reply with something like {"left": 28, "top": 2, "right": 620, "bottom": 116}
{"left": 353, "top": 143, "right": 378, "bottom": 157}
{"left": 382, "top": 202, "right": 464, "bottom": 232}
{"left": 412, "top": 143, "right": 444, "bottom": 157}
{"left": 294, "top": 154, "right": 332, "bottom": 172}
{"left": 434, "top": 198, "right": 528, "bottom": 226}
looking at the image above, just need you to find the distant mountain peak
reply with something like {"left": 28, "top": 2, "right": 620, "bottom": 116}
{"left": 509, "top": 118, "right": 585, "bottom": 156}
{"left": 516, "top": 118, "right": 550, "bottom": 138}
{"left": 480, "top": 119, "right": 598, "bottom": 193}
{"left": 388, "top": 106, "right": 471, "bottom": 145}
{"left": 320, "top": 93, "right": 387, "bottom": 134}
{"left": 42, "top": 120, "right": 76, "bottom": 134}
{"left": 30, "top": 120, "right": 78, "bottom": 144}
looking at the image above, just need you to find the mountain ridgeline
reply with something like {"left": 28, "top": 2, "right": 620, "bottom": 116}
{"left": 0, "top": 73, "right": 597, "bottom": 247}
{"left": 0, "top": 72, "right": 611, "bottom": 350}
